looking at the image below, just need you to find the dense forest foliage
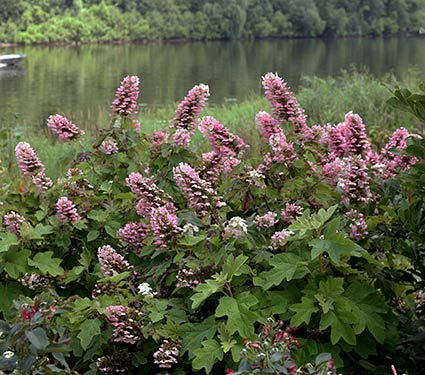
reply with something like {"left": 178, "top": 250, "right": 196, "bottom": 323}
{"left": 0, "top": 0, "right": 424, "bottom": 44}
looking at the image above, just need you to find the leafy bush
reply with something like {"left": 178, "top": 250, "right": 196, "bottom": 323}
{"left": 0, "top": 72, "right": 423, "bottom": 374}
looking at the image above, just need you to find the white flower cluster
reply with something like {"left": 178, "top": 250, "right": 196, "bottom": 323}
{"left": 224, "top": 216, "right": 248, "bottom": 238}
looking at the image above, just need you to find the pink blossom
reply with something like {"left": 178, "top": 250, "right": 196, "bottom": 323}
{"left": 153, "top": 340, "right": 180, "bottom": 369}
{"left": 111, "top": 76, "right": 140, "bottom": 117}
{"left": 55, "top": 197, "right": 81, "bottom": 224}
{"left": 15, "top": 142, "right": 44, "bottom": 177}
{"left": 281, "top": 203, "right": 303, "bottom": 223}
{"left": 173, "top": 162, "right": 225, "bottom": 217}
{"left": 99, "top": 139, "right": 119, "bottom": 154}
{"left": 345, "top": 209, "right": 368, "bottom": 239}
{"left": 262, "top": 129, "right": 297, "bottom": 168}
{"left": 169, "top": 84, "right": 210, "bottom": 146}
{"left": 199, "top": 116, "right": 247, "bottom": 157}
{"left": 117, "top": 223, "right": 148, "bottom": 253}
{"left": 105, "top": 305, "right": 142, "bottom": 344}
{"left": 47, "top": 114, "right": 85, "bottom": 142}
{"left": 262, "top": 72, "right": 311, "bottom": 137}
{"left": 256, "top": 111, "right": 282, "bottom": 140}
{"left": 3, "top": 211, "right": 25, "bottom": 234}
{"left": 254, "top": 212, "right": 278, "bottom": 228}
{"left": 378, "top": 127, "right": 419, "bottom": 179}
{"left": 31, "top": 170, "right": 53, "bottom": 193}
{"left": 126, "top": 172, "right": 175, "bottom": 217}
{"left": 97, "top": 245, "right": 133, "bottom": 277}
{"left": 150, "top": 206, "right": 181, "bottom": 248}
{"left": 151, "top": 130, "right": 169, "bottom": 146}
{"left": 271, "top": 229, "right": 294, "bottom": 249}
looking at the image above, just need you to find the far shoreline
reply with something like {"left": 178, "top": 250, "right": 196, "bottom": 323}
{"left": 0, "top": 32, "right": 421, "bottom": 49}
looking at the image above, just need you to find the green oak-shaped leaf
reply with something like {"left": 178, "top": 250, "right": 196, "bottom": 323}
{"left": 290, "top": 296, "right": 318, "bottom": 327}
{"left": 178, "top": 316, "right": 218, "bottom": 359}
{"left": 253, "top": 253, "right": 310, "bottom": 291}
{"left": 77, "top": 319, "right": 101, "bottom": 350}
{"left": 192, "top": 339, "right": 224, "bottom": 374}
{"left": 319, "top": 310, "right": 356, "bottom": 346}
{"left": 215, "top": 292, "right": 259, "bottom": 338}
{"left": 191, "top": 278, "right": 223, "bottom": 310}
{"left": 0, "top": 232, "right": 19, "bottom": 253}
{"left": 28, "top": 251, "right": 64, "bottom": 276}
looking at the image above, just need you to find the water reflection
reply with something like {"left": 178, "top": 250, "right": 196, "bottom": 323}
{"left": 0, "top": 38, "right": 424, "bottom": 130}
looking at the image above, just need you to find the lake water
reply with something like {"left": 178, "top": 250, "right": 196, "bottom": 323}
{"left": 0, "top": 37, "right": 424, "bottom": 130}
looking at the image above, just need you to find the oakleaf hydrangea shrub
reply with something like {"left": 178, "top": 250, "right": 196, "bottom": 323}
{"left": 0, "top": 73, "right": 422, "bottom": 374}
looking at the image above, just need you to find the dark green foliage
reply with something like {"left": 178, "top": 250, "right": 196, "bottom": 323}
{"left": 1, "top": 0, "right": 424, "bottom": 43}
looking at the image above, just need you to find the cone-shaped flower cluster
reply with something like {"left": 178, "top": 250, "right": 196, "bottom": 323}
{"left": 97, "top": 245, "right": 133, "bottom": 277}
{"left": 173, "top": 162, "right": 225, "bottom": 217}
{"left": 111, "top": 76, "right": 140, "bottom": 117}
{"left": 176, "top": 268, "right": 201, "bottom": 289}
{"left": 345, "top": 209, "right": 368, "bottom": 239}
{"left": 170, "top": 84, "right": 210, "bottom": 146}
{"left": 199, "top": 116, "right": 247, "bottom": 156}
{"left": 256, "top": 111, "right": 282, "bottom": 140}
{"left": 262, "top": 72, "right": 311, "bottom": 137}
{"left": 150, "top": 206, "right": 181, "bottom": 248}
{"left": 104, "top": 305, "right": 142, "bottom": 344}
{"left": 15, "top": 142, "right": 44, "bottom": 177}
{"left": 126, "top": 172, "right": 176, "bottom": 217}
{"left": 117, "top": 223, "right": 148, "bottom": 253}
{"left": 99, "top": 139, "right": 119, "bottom": 154}
{"left": 378, "top": 127, "right": 419, "bottom": 179}
{"left": 325, "top": 112, "right": 372, "bottom": 160}
{"left": 281, "top": 203, "right": 303, "bottom": 223}
{"left": 262, "top": 130, "right": 297, "bottom": 167}
{"left": 254, "top": 212, "right": 278, "bottom": 228}
{"left": 271, "top": 229, "right": 294, "bottom": 249}
{"left": 3, "top": 211, "right": 25, "bottom": 234}
{"left": 224, "top": 217, "right": 248, "bottom": 238}
{"left": 153, "top": 340, "right": 180, "bottom": 369}
{"left": 15, "top": 142, "right": 53, "bottom": 193}
{"left": 55, "top": 197, "right": 81, "bottom": 224}
{"left": 47, "top": 114, "right": 85, "bottom": 142}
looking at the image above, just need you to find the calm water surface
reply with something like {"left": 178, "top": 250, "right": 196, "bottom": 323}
{"left": 0, "top": 38, "right": 424, "bottom": 130}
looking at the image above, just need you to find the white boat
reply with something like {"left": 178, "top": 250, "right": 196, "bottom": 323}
{"left": 0, "top": 54, "right": 26, "bottom": 67}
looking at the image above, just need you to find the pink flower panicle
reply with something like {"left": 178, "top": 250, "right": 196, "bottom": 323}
{"left": 378, "top": 127, "right": 419, "bottom": 179}
{"left": 99, "top": 139, "right": 119, "bottom": 154}
{"left": 104, "top": 305, "right": 142, "bottom": 345}
{"left": 97, "top": 245, "right": 133, "bottom": 277}
{"left": 331, "top": 156, "right": 373, "bottom": 204}
{"left": 117, "top": 223, "right": 148, "bottom": 253}
{"left": 176, "top": 268, "right": 201, "bottom": 289}
{"left": 111, "top": 76, "right": 140, "bottom": 117}
{"left": 31, "top": 171, "right": 53, "bottom": 193}
{"left": 3, "top": 211, "right": 25, "bottom": 234}
{"left": 199, "top": 116, "right": 247, "bottom": 157}
{"left": 151, "top": 130, "right": 169, "bottom": 146}
{"left": 262, "top": 72, "right": 311, "bottom": 137}
{"left": 199, "top": 151, "right": 240, "bottom": 182}
{"left": 254, "top": 212, "right": 278, "bottom": 228}
{"left": 153, "top": 340, "right": 180, "bottom": 369}
{"left": 170, "top": 84, "right": 210, "bottom": 145}
{"left": 126, "top": 172, "right": 176, "bottom": 217}
{"left": 262, "top": 129, "right": 297, "bottom": 167}
{"left": 47, "top": 114, "right": 85, "bottom": 142}
{"left": 345, "top": 209, "right": 368, "bottom": 239}
{"left": 173, "top": 162, "right": 225, "bottom": 217}
{"left": 15, "top": 142, "right": 44, "bottom": 177}
{"left": 325, "top": 112, "right": 372, "bottom": 160}
{"left": 281, "top": 203, "right": 304, "bottom": 223}
{"left": 256, "top": 111, "right": 282, "bottom": 140}
{"left": 55, "top": 197, "right": 81, "bottom": 224}
{"left": 271, "top": 229, "right": 294, "bottom": 250}
{"left": 150, "top": 206, "right": 181, "bottom": 248}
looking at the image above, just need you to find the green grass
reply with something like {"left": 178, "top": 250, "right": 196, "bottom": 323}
{"left": 1, "top": 69, "right": 423, "bottom": 182}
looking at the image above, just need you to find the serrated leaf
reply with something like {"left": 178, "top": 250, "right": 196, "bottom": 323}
{"left": 215, "top": 292, "right": 258, "bottom": 338}
{"left": 0, "top": 232, "right": 19, "bottom": 253}
{"left": 2, "top": 249, "right": 31, "bottom": 278}
{"left": 28, "top": 251, "right": 64, "bottom": 276}
{"left": 290, "top": 296, "right": 318, "bottom": 327}
{"left": 320, "top": 310, "right": 356, "bottom": 345}
{"left": 192, "top": 339, "right": 223, "bottom": 374}
{"left": 178, "top": 234, "right": 207, "bottom": 247}
{"left": 222, "top": 254, "right": 249, "bottom": 279}
{"left": 253, "top": 253, "right": 310, "bottom": 290}
{"left": 179, "top": 316, "right": 218, "bottom": 359}
{"left": 87, "top": 230, "right": 100, "bottom": 242}
{"left": 191, "top": 278, "right": 223, "bottom": 310}
{"left": 77, "top": 319, "right": 101, "bottom": 350}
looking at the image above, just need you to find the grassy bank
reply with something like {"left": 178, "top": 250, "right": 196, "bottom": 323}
{"left": 1, "top": 69, "right": 423, "bottom": 182}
